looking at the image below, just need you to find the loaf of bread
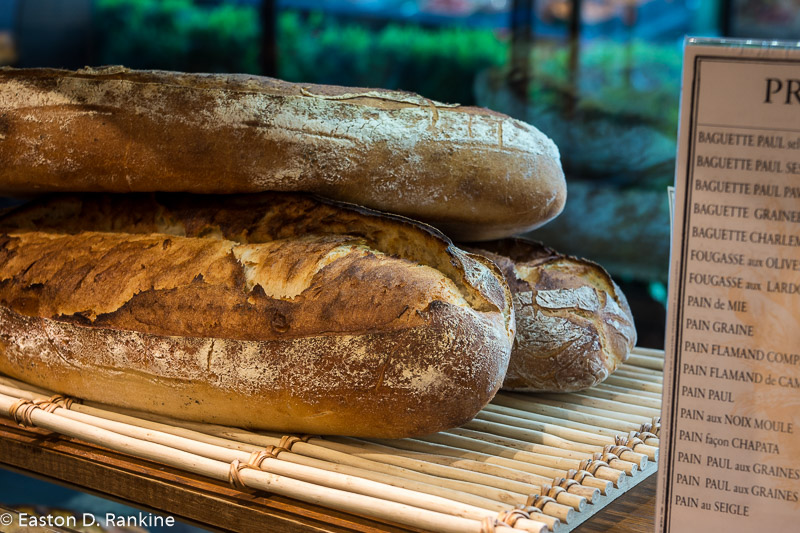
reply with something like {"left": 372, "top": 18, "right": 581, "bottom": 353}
{"left": 466, "top": 239, "right": 635, "bottom": 392}
{"left": 0, "top": 193, "right": 514, "bottom": 438}
{"left": 0, "top": 66, "right": 566, "bottom": 241}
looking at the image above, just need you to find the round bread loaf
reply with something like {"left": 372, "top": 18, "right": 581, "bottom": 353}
{"left": 466, "top": 239, "right": 636, "bottom": 392}
{"left": 0, "top": 66, "right": 566, "bottom": 241}
{"left": 0, "top": 193, "right": 514, "bottom": 438}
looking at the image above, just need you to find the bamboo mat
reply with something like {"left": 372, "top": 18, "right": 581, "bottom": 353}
{"left": 0, "top": 347, "right": 663, "bottom": 533}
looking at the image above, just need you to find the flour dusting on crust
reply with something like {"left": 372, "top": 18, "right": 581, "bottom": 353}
{"left": 0, "top": 67, "right": 565, "bottom": 240}
{"left": 467, "top": 239, "right": 636, "bottom": 393}
{"left": 0, "top": 303, "right": 508, "bottom": 437}
{"left": 0, "top": 194, "right": 513, "bottom": 437}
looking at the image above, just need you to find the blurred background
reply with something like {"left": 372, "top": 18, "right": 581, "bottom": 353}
{"left": 0, "top": 3, "right": 797, "bottom": 528}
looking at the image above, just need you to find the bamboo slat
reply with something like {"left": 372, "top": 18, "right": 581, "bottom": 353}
{"left": 0, "top": 349, "right": 665, "bottom": 532}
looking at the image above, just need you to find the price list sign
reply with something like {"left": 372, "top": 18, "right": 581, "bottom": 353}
{"left": 658, "top": 40, "right": 800, "bottom": 531}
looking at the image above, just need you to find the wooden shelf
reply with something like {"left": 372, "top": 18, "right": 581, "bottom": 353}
{"left": 0, "top": 418, "right": 424, "bottom": 533}
{"left": 0, "top": 417, "right": 659, "bottom": 532}
{"left": 573, "top": 475, "right": 657, "bottom": 533}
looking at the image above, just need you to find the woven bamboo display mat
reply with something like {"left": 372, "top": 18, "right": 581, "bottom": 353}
{"left": 0, "top": 347, "right": 663, "bottom": 533}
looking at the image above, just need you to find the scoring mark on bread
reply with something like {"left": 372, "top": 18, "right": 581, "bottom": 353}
{"left": 205, "top": 338, "right": 215, "bottom": 371}
{"left": 299, "top": 87, "right": 460, "bottom": 110}
{"left": 497, "top": 121, "right": 503, "bottom": 149}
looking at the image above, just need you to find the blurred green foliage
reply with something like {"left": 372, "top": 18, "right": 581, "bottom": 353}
{"left": 279, "top": 11, "right": 507, "bottom": 104}
{"left": 94, "top": 0, "right": 260, "bottom": 73}
{"left": 94, "top": 1, "right": 507, "bottom": 104}
{"left": 526, "top": 40, "right": 682, "bottom": 138}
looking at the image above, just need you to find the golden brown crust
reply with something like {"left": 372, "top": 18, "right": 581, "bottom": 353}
{"left": 0, "top": 193, "right": 514, "bottom": 437}
{"left": 466, "top": 238, "right": 636, "bottom": 392}
{"left": 0, "top": 231, "right": 441, "bottom": 339}
{"left": 0, "top": 193, "right": 511, "bottom": 314}
{"left": 0, "top": 66, "right": 566, "bottom": 241}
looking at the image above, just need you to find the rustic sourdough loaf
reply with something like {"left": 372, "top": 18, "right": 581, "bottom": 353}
{"left": 466, "top": 239, "right": 635, "bottom": 392}
{"left": 0, "top": 193, "right": 514, "bottom": 437}
{"left": 0, "top": 66, "right": 565, "bottom": 241}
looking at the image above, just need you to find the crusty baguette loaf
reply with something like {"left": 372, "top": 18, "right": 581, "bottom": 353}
{"left": 0, "top": 66, "right": 565, "bottom": 241}
{"left": 466, "top": 239, "right": 635, "bottom": 392}
{"left": 0, "top": 193, "right": 514, "bottom": 438}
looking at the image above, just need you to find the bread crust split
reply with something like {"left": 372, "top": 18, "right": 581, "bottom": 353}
{"left": 0, "top": 66, "right": 566, "bottom": 241}
{"left": 466, "top": 238, "right": 636, "bottom": 392}
{"left": 0, "top": 193, "right": 514, "bottom": 438}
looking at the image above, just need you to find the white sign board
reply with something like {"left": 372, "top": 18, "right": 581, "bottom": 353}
{"left": 658, "top": 39, "right": 800, "bottom": 532}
